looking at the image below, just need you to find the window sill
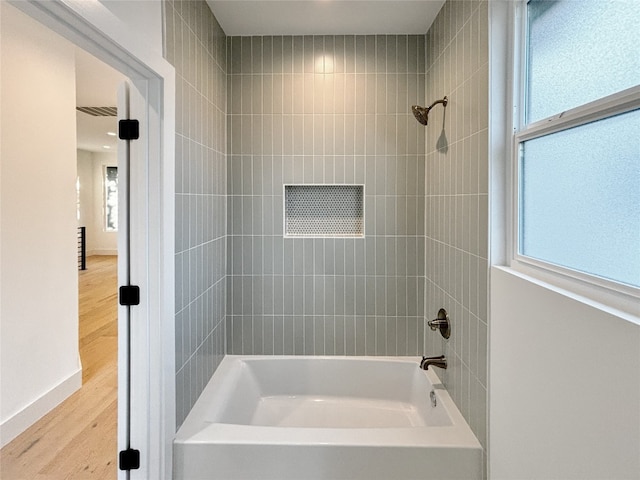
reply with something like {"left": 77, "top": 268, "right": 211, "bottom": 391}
{"left": 496, "top": 263, "right": 640, "bottom": 325}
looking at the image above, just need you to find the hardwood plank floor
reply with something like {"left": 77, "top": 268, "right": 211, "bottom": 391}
{"left": 1, "top": 256, "right": 118, "bottom": 479}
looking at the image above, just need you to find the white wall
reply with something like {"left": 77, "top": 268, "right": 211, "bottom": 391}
{"left": 0, "top": 2, "right": 82, "bottom": 446}
{"left": 99, "top": 0, "right": 163, "bottom": 58}
{"left": 490, "top": 267, "right": 640, "bottom": 479}
{"left": 77, "top": 149, "right": 118, "bottom": 256}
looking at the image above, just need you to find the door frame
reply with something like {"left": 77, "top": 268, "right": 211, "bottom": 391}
{"left": 9, "top": 1, "right": 176, "bottom": 478}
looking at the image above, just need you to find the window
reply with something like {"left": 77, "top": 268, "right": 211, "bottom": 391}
{"left": 514, "top": 0, "right": 640, "bottom": 291}
{"left": 105, "top": 166, "right": 118, "bottom": 232}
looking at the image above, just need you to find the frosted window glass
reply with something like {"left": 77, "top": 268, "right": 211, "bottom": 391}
{"left": 527, "top": 0, "right": 640, "bottom": 123}
{"left": 519, "top": 109, "right": 640, "bottom": 287}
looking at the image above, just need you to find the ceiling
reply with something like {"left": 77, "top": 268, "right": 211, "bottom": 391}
{"left": 207, "top": 0, "right": 445, "bottom": 36}
{"left": 75, "top": 48, "right": 124, "bottom": 153}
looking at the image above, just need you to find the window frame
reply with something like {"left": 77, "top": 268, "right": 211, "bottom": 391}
{"left": 509, "top": 0, "right": 640, "bottom": 310}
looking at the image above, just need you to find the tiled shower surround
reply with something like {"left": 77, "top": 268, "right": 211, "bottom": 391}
{"left": 165, "top": 0, "right": 490, "bottom": 473}
{"left": 226, "top": 35, "right": 427, "bottom": 356}
{"left": 423, "top": 0, "right": 490, "bottom": 473}
{"left": 164, "top": 0, "right": 228, "bottom": 427}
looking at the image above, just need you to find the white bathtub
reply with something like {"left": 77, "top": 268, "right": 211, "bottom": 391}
{"left": 174, "top": 356, "right": 482, "bottom": 480}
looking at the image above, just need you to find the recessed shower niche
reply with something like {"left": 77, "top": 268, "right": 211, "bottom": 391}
{"left": 284, "top": 184, "right": 364, "bottom": 238}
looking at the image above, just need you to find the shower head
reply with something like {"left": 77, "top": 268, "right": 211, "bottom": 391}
{"left": 412, "top": 105, "right": 430, "bottom": 125}
{"left": 411, "top": 96, "right": 448, "bottom": 126}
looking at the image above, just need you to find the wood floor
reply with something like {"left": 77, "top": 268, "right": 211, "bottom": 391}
{"left": 1, "top": 256, "right": 119, "bottom": 479}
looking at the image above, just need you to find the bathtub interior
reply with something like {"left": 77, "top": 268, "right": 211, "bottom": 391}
{"left": 214, "top": 357, "right": 453, "bottom": 428}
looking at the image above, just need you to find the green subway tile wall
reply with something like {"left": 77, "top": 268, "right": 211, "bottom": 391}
{"left": 165, "top": 0, "right": 228, "bottom": 428}
{"left": 424, "top": 1, "right": 489, "bottom": 477}
{"left": 227, "top": 35, "right": 427, "bottom": 356}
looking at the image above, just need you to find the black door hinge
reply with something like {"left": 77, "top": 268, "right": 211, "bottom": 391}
{"left": 119, "top": 285, "right": 140, "bottom": 306}
{"left": 119, "top": 119, "right": 139, "bottom": 140}
{"left": 119, "top": 448, "right": 140, "bottom": 471}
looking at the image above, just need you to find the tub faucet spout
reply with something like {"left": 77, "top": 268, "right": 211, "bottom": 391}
{"left": 420, "top": 355, "right": 447, "bottom": 370}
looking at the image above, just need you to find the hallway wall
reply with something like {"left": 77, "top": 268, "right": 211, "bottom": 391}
{"left": 164, "top": 0, "right": 228, "bottom": 427}
{"left": 226, "top": 34, "right": 427, "bottom": 355}
{"left": 0, "top": 2, "right": 81, "bottom": 446}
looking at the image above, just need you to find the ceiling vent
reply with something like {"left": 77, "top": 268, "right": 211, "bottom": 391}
{"left": 76, "top": 106, "right": 117, "bottom": 116}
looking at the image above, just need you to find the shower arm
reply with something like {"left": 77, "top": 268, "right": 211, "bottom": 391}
{"left": 426, "top": 96, "right": 448, "bottom": 112}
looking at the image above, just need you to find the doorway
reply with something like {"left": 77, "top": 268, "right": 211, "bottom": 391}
{"left": 0, "top": 1, "right": 175, "bottom": 477}
{"left": 74, "top": 52, "right": 126, "bottom": 471}
{"left": 0, "top": 6, "right": 122, "bottom": 476}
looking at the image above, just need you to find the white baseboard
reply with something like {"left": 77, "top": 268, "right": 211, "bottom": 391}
{"left": 87, "top": 249, "right": 118, "bottom": 256}
{"left": 0, "top": 368, "right": 82, "bottom": 448}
